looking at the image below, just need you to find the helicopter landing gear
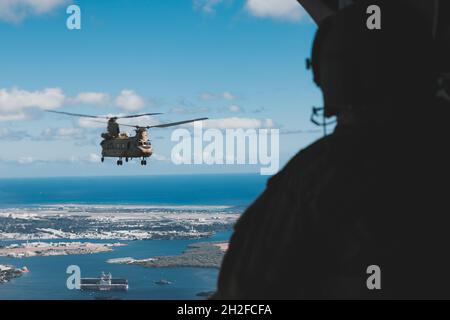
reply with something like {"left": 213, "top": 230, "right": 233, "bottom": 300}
{"left": 125, "top": 157, "right": 129, "bottom": 162}
{"left": 140, "top": 158, "right": 147, "bottom": 166}
{"left": 117, "top": 158, "right": 124, "bottom": 166}
{"left": 101, "top": 157, "right": 104, "bottom": 163}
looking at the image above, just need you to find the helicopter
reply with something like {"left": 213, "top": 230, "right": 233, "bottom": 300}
{"left": 46, "top": 110, "right": 208, "bottom": 166}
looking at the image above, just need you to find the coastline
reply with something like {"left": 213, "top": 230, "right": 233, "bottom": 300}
{"left": 0, "top": 232, "right": 232, "bottom": 300}
{"left": 0, "top": 265, "right": 23, "bottom": 284}
{"left": 0, "top": 242, "right": 125, "bottom": 258}
{"left": 108, "top": 241, "right": 229, "bottom": 269}
{"left": 0, "top": 204, "right": 240, "bottom": 241}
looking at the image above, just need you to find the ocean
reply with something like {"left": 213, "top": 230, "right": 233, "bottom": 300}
{"left": 0, "top": 174, "right": 267, "bottom": 207}
{"left": 0, "top": 174, "right": 268, "bottom": 300}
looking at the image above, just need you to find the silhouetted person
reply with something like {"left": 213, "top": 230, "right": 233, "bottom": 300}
{"left": 214, "top": 1, "right": 450, "bottom": 299}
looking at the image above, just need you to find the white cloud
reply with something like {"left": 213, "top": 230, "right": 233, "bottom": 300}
{"left": 202, "top": 117, "right": 275, "bottom": 129}
{"left": 193, "top": 0, "right": 224, "bottom": 15}
{"left": 152, "top": 153, "right": 170, "bottom": 162}
{"left": 74, "top": 92, "right": 110, "bottom": 106}
{"left": 0, "top": 87, "right": 65, "bottom": 111}
{"left": 170, "top": 106, "right": 210, "bottom": 114}
{"left": 199, "top": 92, "right": 216, "bottom": 101}
{"left": 37, "top": 127, "right": 85, "bottom": 141}
{"left": 245, "top": 0, "right": 305, "bottom": 22}
{"left": 78, "top": 118, "right": 106, "bottom": 129}
{"left": 199, "top": 91, "right": 237, "bottom": 101}
{"left": 115, "top": 90, "right": 146, "bottom": 112}
{"left": 18, "top": 156, "right": 34, "bottom": 164}
{"left": 0, "top": 87, "right": 152, "bottom": 122}
{"left": 193, "top": 0, "right": 306, "bottom": 22}
{"left": 88, "top": 153, "right": 101, "bottom": 163}
{"left": 0, "top": 87, "right": 66, "bottom": 121}
{"left": 0, "top": 128, "right": 29, "bottom": 140}
{"left": 0, "top": 126, "right": 90, "bottom": 142}
{"left": 0, "top": 0, "right": 70, "bottom": 23}
{"left": 223, "top": 91, "right": 236, "bottom": 100}
{"left": 0, "top": 111, "right": 28, "bottom": 121}
{"left": 228, "top": 105, "right": 242, "bottom": 113}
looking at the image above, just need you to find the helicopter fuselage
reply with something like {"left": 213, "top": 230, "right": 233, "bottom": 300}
{"left": 100, "top": 134, "right": 153, "bottom": 165}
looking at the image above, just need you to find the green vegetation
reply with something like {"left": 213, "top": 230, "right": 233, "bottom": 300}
{"left": 134, "top": 242, "right": 226, "bottom": 269}
{"left": 0, "top": 268, "right": 22, "bottom": 284}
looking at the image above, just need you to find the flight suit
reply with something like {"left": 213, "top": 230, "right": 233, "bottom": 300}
{"left": 215, "top": 114, "right": 450, "bottom": 299}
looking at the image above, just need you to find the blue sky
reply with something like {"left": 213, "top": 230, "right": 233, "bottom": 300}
{"left": 0, "top": 0, "right": 322, "bottom": 178}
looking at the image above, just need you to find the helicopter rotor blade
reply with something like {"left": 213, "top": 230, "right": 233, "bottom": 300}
{"left": 115, "top": 123, "right": 141, "bottom": 129}
{"left": 83, "top": 119, "right": 110, "bottom": 126}
{"left": 45, "top": 110, "right": 108, "bottom": 119}
{"left": 147, "top": 118, "right": 209, "bottom": 129}
{"left": 117, "top": 113, "right": 163, "bottom": 119}
{"left": 115, "top": 118, "right": 209, "bottom": 130}
{"left": 46, "top": 110, "right": 163, "bottom": 119}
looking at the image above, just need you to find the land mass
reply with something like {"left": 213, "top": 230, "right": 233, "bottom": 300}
{"left": 0, "top": 242, "right": 124, "bottom": 258}
{"left": 107, "top": 241, "right": 229, "bottom": 269}
{"left": 0, "top": 205, "right": 239, "bottom": 241}
{"left": 0, "top": 265, "right": 23, "bottom": 284}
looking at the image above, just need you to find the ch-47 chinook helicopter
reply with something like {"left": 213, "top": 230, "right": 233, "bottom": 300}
{"left": 46, "top": 110, "right": 208, "bottom": 166}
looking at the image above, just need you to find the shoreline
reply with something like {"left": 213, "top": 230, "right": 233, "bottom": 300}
{"left": 0, "top": 204, "right": 240, "bottom": 242}
{"left": 108, "top": 241, "right": 229, "bottom": 269}
{"left": 0, "top": 241, "right": 125, "bottom": 258}
{"left": 0, "top": 265, "right": 24, "bottom": 284}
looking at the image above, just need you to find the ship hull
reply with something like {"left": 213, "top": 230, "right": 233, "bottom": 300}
{"left": 80, "top": 278, "right": 129, "bottom": 291}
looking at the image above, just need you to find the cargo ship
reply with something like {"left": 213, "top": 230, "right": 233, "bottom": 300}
{"left": 80, "top": 272, "right": 128, "bottom": 291}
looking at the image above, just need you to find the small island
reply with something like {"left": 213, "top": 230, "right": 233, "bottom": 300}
{"left": 107, "top": 241, "right": 229, "bottom": 269}
{"left": 0, "top": 265, "right": 23, "bottom": 284}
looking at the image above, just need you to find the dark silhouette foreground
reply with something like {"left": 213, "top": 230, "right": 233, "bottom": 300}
{"left": 214, "top": 1, "right": 450, "bottom": 299}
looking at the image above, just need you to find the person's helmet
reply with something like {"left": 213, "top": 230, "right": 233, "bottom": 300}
{"left": 308, "top": 0, "right": 437, "bottom": 120}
